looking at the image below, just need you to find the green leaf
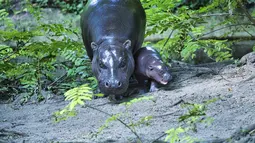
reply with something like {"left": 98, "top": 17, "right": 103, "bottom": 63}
{"left": 77, "top": 99, "right": 85, "bottom": 105}
{"left": 121, "top": 96, "right": 154, "bottom": 106}
{"left": 95, "top": 93, "right": 104, "bottom": 97}
{"left": 165, "top": 127, "right": 185, "bottom": 143}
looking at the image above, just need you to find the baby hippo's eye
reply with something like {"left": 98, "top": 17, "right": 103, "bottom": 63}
{"left": 119, "top": 60, "right": 126, "bottom": 68}
{"left": 99, "top": 61, "right": 107, "bottom": 69}
{"left": 149, "top": 65, "right": 153, "bottom": 71}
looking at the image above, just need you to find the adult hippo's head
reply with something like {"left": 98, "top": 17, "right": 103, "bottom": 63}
{"left": 91, "top": 39, "right": 134, "bottom": 95}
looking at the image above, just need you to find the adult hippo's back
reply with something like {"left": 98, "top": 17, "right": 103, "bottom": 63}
{"left": 80, "top": 0, "right": 146, "bottom": 95}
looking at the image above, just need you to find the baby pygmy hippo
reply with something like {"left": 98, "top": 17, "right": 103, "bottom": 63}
{"left": 134, "top": 47, "right": 172, "bottom": 92}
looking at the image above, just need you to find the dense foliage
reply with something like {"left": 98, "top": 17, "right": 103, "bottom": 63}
{"left": 0, "top": 0, "right": 87, "bottom": 14}
{"left": 142, "top": 0, "right": 255, "bottom": 62}
{"left": 0, "top": 1, "right": 94, "bottom": 103}
{"left": 30, "top": 0, "right": 87, "bottom": 14}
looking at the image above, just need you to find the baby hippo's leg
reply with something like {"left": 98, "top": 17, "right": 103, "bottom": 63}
{"left": 149, "top": 80, "right": 160, "bottom": 92}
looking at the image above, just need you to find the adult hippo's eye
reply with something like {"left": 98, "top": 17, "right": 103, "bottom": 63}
{"left": 99, "top": 61, "right": 107, "bottom": 69}
{"left": 119, "top": 60, "right": 126, "bottom": 68}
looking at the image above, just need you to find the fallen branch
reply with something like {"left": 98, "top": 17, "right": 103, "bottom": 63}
{"left": 240, "top": 25, "right": 255, "bottom": 37}
{"left": 0, "top": 129, "right": 28, "bottom": 137}
{"left": 169, "top": 99, "right": 184, "bottom": 108}
{"left": 11, "top": 123, "right": 25, "bottom": 128}
{"left": 172, "top": 69, "right": 217, "bottom": 84}
{"left": 199, "top": 23, "right": 255, "bottom": 39}
{"left": 238, "top": 0, "right": 255, "bottom": 25}
{"left": 144, "top": 24, "right": 255, "bottom": 43}
{"left": 195, "top": 123, "right": 255, "bottom": 143}
{"left": 162, "top": 29, "right": 175, "bottom": 48}
{"left": 0, "top": 47, "right": 11, "bottom": 52}
{"left": 199, "top": 13, "right": 248, "bottom": 17}
{"left": 47, "top": 72, "right": 67, "bottom": 88}
{"left": 170, "top": 60, "right": 234, "bottom": 83}
{"left": 153, "top": 111, "right": 178, "bottom": 118}
{"left": 198, "top": 36, "right": 255, "bottom": 40}
{"left": 152, "top": 133, "right": 167, "bottom": 143}
{"left": 153, "top": 99, "right": 184, "bottom": 118}
{"left": 84, "top": 104, "right": 142, "bottom": 142}
{"left": 241, "top": 74, "right": 255, "bottom": 83}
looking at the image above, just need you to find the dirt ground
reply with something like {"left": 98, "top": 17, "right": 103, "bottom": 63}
{"left": 0, "top": 59, "right": 255, "bottom": 143}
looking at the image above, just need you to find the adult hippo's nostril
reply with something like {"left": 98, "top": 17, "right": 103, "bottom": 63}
{"left": 105, "top": 80, "right": 122, "bottom": 89}
{"left": 112, "top": 80, "right": 122, "bottom": 88}
{"left": 105, "top": 82, "right": 110, "bottom": 88}
{"left": 118, "top": 81, "right": 122, "bottom": 87}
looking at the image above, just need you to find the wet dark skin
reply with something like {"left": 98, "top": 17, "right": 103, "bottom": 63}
{"left": 80, "top": 0, "right": 146, "bottom": 95}
{"left": 134, "top": 47, "right": 173, "bottom": 92}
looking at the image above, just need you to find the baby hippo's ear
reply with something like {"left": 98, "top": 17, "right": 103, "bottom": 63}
{"left": 91, "top": 42, "right": 98, "bottom": 51}
{"left": 123, "top": 40, "right": 131, "bottom": 50}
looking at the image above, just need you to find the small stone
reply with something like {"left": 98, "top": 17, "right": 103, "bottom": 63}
{"left": 226, "top": 94, "right": 233, "bottom": 98}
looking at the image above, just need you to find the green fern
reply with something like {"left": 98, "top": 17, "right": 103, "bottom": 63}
{"left": 121, "top": 96, "right": 154, "bottom": 107}
{"left": 54, "top": 84, "right": 103, "bottom": 122}
{"left": 165, "top": 127, "right": 186, "bottom": 143}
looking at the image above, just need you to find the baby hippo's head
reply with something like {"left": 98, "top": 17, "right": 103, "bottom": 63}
{"left": 146, "top": 59, "right": 172, "bottom": 85}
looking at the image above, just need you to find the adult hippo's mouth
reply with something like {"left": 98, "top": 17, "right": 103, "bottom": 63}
{"left": 98, "top": 79, "right": 129, "bottom": 95}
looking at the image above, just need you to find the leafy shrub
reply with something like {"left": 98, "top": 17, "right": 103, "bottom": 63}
{"left": 0, "top": 2, "right": 94, "bottom": 103}
{"left": 30, "top": 0, "right": 88, "bottom": 14}
{"left": 142, "top": 0, "right": 255, "bottom": 63}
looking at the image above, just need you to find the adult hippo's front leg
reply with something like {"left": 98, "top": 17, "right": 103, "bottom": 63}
{"left": 80, "top": 0, "right": 146, "bottom": 95}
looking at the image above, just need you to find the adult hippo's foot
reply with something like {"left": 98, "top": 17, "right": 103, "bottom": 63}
{"left": 108, "top": 88, "right": 147, "bottom": 103}
{"left": 107, "top": 81, "right": 149, "bottom": 103}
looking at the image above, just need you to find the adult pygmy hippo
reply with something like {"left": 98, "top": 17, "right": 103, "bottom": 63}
{"left": 80, "top": 0, "right": 146, "bottom": 95}
{"left": 134, "top": 47, "right": 172, "bottom": 92}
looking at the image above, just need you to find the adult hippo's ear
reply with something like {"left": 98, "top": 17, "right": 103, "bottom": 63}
{"left": 123, "top": 40, "right": 131, "bottom": 50}
{"left": 91, "top": 42, "right": 98, "bottom": 51}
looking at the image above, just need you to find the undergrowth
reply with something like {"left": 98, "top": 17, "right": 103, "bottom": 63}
{"left": 142, "top": 0, "right": 255, "bottom": 63}
{"left": 0, "top": 1, "right": 96, "bottom": 103}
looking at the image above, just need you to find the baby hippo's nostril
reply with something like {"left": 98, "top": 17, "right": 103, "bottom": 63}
{"left": 118, "top": 81, "right": 122, "bottom": 87}
{"left": 163, "top": 73, "right": 171, "bottom": 81}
